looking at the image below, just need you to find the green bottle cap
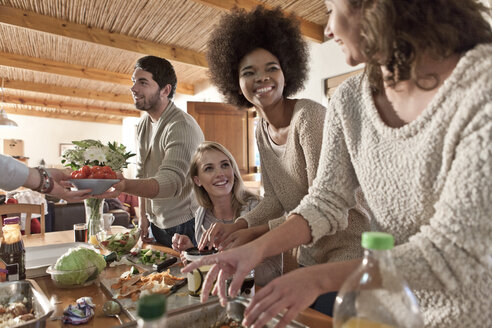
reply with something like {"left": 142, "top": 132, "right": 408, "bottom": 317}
{"left": 137, "top": 294, "right": 166, "bottom": 320}
{"left": 361, "top": 232, "right": 394, "bottom": 250}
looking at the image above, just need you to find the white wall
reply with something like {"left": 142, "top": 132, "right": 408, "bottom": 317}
{"left": 0, "top": 114, "right": 124, "bottom": 168}
{"left": 296, "top": 40, "right": 364, "bottom": 106}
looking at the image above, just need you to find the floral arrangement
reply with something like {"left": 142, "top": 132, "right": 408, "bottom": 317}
{"left": 61, "top": 139, "right": 135, "bottom": 171}
{"left": 61, "top": 139, "right": 135, "bottom": 245}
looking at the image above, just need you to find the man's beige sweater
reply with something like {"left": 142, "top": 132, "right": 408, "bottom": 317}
{"left": 136, "top": 101, "right": 204, "bottom": 229}
{"left": 293, "top": 44, "right": 492, "bottom": 327}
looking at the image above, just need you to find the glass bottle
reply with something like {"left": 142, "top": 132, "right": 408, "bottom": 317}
{"left": 0, "top": 217, "right": 26, "bottom": 281}
{"left": 137, "top": 294, "right": 167, "bottom": 328}
{"left": 333, "top": 232, "right": 424, "bottom": 328}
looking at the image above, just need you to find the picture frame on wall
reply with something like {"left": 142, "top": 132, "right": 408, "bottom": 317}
{"left": 59, "top": 143, "right": 76, "bottom": 157}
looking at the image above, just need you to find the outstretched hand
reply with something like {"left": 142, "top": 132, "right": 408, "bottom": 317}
{"left": 220, "top": 224, "right": 268, "bottom": 250}
{"left": 91, "top": 172, "right": 125, "bottom": 199}
{"left": 182, "top": 243, "right": 262, "bottom": 305}
{"left": 198, "top": 220, "right": 246, "bottom": 251}
{"left": 243, "top": 267, "right": 325, "bottom": 328}
{"left": 47, "top": 168, "right": 92, "bottom": 202}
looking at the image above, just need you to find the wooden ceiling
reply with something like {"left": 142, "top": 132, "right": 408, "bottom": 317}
{"left": 0, "top": 0, "right": 327, "bottom": 124}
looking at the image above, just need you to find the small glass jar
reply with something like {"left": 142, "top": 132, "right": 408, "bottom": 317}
{"left": 183, "top": 247, "right": 217, "bottom": 297}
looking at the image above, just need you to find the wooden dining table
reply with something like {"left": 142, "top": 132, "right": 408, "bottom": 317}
{"left": 23, "top": 228, "right": 333, "bottom": 328}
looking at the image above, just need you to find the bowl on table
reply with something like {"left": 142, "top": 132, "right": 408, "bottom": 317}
{"left": 69, "top": 179, "right": 119, "bottom": 195}
{"left": 97, "top": 228, "right": 141, "bottom": 255}
{"left": 46, "top": 265, "right": 100, "bottom": 288}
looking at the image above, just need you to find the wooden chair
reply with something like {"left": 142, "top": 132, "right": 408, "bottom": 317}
{"left": 0, "top": 203, "right": 45, "bottom": 236}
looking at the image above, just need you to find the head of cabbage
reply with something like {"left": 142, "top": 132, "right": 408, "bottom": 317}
{"left": 53, "top": 246, "right": 106, "bottom": 285}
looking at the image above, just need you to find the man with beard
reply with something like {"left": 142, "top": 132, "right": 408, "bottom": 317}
{"left": 100, "top": 56, "right": 204, "bottom": 247}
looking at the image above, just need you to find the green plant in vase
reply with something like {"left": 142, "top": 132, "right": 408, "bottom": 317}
{"left": 62, "top": 139, "right": 135, "bottom": 245}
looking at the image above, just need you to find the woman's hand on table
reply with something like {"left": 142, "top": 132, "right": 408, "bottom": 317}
{"left": 182, "top": 242, "right": 262, "bottom": 305}
{"left": 198, "top": 220, "right": 248, "bottom": 250}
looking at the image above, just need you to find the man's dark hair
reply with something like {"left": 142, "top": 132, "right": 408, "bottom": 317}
{"left": 134, "top": 56, "right": 178, "bottom": 99}
{"left": 206, "top": 6, "right": 309, "bottom": 108}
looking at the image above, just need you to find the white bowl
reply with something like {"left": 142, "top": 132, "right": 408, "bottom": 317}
{"left": 69, "top": 179, "right": 119, "bottom": 195}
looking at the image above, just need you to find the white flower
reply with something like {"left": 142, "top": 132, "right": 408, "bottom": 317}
{"left": 84, "top": 146, "right": 107, "bottom": 164}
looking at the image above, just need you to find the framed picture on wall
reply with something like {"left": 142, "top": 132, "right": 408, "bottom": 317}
{"left": 59, "top": 143, "right": 76, "bottom": 157}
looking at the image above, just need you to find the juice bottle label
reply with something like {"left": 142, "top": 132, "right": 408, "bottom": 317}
{"left": 0, "top": 260, "right": 7, "bottom": 282}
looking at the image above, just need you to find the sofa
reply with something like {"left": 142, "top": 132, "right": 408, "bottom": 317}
{"left": 48, "top": 200, "right": 132, "bottom": 232}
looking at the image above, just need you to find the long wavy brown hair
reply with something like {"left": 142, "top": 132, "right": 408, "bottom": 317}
{"left": 188, "top": 141, "right": 259, "bottom": 217}
{"left": 347, "top": 0, "right": 492, "bottom": 92}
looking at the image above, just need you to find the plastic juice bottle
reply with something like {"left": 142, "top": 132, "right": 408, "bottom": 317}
{"left": 333, "top": 232, "right": 424, "bottom": 328}
{"left": 0, "top": 217, "right": 26, "bottom": 281}
{"left": 137, "top": 294, "right": 167, "bottom": 328}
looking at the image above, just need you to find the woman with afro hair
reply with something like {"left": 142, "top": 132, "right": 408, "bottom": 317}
{"left": 186, "top": 0, "right": 492, "bottom": 326}
{"left": 199, "top": 6, "right": 369, "bottom": 316}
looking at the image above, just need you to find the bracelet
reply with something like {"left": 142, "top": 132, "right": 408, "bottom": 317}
{"left": 35, "top": 166, "right": 54, "bottom": 194}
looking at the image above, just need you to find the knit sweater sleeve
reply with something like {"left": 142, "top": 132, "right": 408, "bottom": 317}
{"left": 290, "top": 98, "right": 360, "bottom": 245}
{"left": 135, "top": 118, "right": 147, "bottom": 179}
{"left": 298, "top": 100, "right": 325, "bottom": 185}
{"left": 392, "top": 104, "right": 492, "bottom": 291}
{"left": 153, "top": 119, "right": 203, "bottom": 199}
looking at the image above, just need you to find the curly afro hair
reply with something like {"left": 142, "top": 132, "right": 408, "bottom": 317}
{"left": 206, "top": 6, "right": 309, "bottom": 108}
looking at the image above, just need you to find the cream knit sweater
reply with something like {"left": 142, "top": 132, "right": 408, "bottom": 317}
{"left": 242, "top": 98, "right": 369, "bottom": 266}
{"left": 136, "top": 101, "right": 204, "bottom": 229}
{"left": 293, "top": 44, "right": 492, "bottom": 327}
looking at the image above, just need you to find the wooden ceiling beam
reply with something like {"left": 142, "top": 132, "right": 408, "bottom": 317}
{"left": 0, "top": 52, "right": 194, "bottom": 95}
{"left": 192, "top": 0, "right": 324, "bottom": 42}
{"left": 0, "top": 5, "right": 208, "bottom": 68}
{"left": 3, "top": 94, "right": 140, "bottom": 117}
{"left": 4, "top": 79, "right": 133, "bottom": 104}
{"left": 3, "top": 107, "right": 123, "bottom": 125}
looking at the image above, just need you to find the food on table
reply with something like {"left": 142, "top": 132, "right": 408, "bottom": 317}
{"left": 52, "top": 247, "right": 106, "bottom": 285}
{"left": 70, "top": 165, "right": 117, "bottom": 179}
{"left": 133, "top": 249, "right": 167, "bottom": 265}
{"left": 0, "top": 301, "right": 35, "bottom": 328}
{"left": 111, "top": 268, "right": 185, "bottom": 301}
{"left": 99, "top": 227, "right": 140, "bottom": 254}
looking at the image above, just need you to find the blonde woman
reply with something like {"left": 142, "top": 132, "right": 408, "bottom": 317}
{"left": 172, "top": 141, "right": 260, "bottom": 251}
{"left": 172, "top": 142, "right": 281, "bottom": 284}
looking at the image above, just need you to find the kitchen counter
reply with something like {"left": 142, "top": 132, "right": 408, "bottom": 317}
{"left": 23, "top": 229, "right": 332, "bottom": 328}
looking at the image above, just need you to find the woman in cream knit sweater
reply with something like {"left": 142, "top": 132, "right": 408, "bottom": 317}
{"left": 184, "top": 0, "right": 492, "bottom": 327}
{"left": 197, "top": 6, "right": 369, "bottom": 315}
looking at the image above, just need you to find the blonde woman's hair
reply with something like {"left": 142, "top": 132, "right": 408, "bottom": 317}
{"left": 188, "top": 141, "right": 259, "bottom": 217}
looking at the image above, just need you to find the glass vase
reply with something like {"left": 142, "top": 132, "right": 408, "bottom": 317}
{"left": 84, "top": 198, "right": 104, "bottom": 246}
